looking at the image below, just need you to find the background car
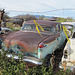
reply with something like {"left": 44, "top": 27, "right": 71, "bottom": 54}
{"left": 0, "top": 27, "right": 13, "bottom": 34}
{"left": 12, "top": 18, "right": 24, "bottom": 26}
{"left": 59, "top": 28, "right": 75, "bottom": 71}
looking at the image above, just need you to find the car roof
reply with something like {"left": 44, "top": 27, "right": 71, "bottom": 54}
{"left": 25, "top": 20, "right": 61, "bottom": 27}
{"left": 61, "top": 22, "right": 75, "bottom": 27}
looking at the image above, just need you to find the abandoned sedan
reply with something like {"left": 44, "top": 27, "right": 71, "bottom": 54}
{"left": 2, "top": 20, "right": 66, "bottom": 66}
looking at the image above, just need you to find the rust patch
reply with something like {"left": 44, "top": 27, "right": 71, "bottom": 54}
{"left": 4, "top": 31, "right": 50, "bottom": 54}
{"left": 19, "top": 49, "right": 25, "bottom": 51}
{"left": 43, "top": 35, "right": 56, "bottom": 44}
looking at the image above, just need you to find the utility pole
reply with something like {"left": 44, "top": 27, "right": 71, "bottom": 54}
{"left": 0, "top": 9, "right": 5, "bottom": 32}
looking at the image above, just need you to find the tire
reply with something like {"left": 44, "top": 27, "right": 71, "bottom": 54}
{"left": 43, "top": 54, "right": 55, "bottom": 68}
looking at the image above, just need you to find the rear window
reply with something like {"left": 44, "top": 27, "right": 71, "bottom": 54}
{"left": 21, "top": 24, "right": 55, "bottom": 33}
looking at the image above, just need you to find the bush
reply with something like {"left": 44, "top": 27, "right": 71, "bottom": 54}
{"left": 0, "top": 51, "right": 27, "bottom": 75}
{"left": 0, "top": 51, "right": 73, "bottom": 75}
{"left": 6, "top": 22, "right": 21, "bottom": 31}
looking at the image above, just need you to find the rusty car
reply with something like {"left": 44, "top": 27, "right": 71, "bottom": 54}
{"left": 59, "top": 28, "right": 75, "bottom": 72}
{"left": 1, "top": 20, "right": 67, "bottom": 67}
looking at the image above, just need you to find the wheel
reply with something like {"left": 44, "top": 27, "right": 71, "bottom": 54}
{"left": 43, "top": 54, "right": 55, "bottom": 68}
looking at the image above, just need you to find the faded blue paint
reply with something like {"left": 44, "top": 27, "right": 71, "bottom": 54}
{"left": 37, "top": 31, "right": 66, "bottom": 59}
{"left": 61, "top": 31, "right": 66, "bottom": 44}
{"left": 57, "top": 31, "right": 66, "bottom": 48}
{"left": 38, "top": 39, "right": 58, "bottom": 59}
{"left": 38, "top": 49, "right": 41, "bottom": 59}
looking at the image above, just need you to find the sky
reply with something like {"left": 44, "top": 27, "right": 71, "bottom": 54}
{"left": 0, "top": 0, "right": 75, "bottom": 18}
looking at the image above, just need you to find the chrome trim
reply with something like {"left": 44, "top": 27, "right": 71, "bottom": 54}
{"left": 6, "top": 54, "right": 42, "bottom": 65}
{"left": 23, "top": 59, "right": 42, "bottom": 65}
{"left": 0, "top": 49, "right": 43, "bottom": 65}
{"left": 6, "top": 54, "right": 19, "bottom": 59}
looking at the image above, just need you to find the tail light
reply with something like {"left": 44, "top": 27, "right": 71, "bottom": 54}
{"left": 39, "top": 42, "right": 45, "bottom": 48}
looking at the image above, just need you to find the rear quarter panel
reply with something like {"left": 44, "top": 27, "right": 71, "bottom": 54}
{"left": 39, "top": 37, "right": 58, "bottom": 59}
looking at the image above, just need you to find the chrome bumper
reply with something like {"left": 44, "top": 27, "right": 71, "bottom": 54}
{"left": 0, "top": 50, "right": 42, "bottom": 65}
{"left": 6, "top": 54, "right": 42, "bottom": 65}
{"left": 59, "top": 62, "right": 75, "bottom": 71}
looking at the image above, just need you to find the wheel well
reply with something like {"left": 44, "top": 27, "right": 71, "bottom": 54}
{"left": 45, "top": 54, "right": 52, "bottom": 59}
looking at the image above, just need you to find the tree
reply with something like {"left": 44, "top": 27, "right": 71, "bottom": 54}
{"left": 66, "top": 17, "right": 73, "bottom": 22}
{"left": 56, "top": 17, "right": 67, "bottom": 22}
{"left": 3, "top": 13, "right": 10, "bottom": 19}
{"left": 56, "top": 17, "right": 74, "bottom": 22}
{"left": 39, "top": 15, "right": 45, "bottom": 20}
{"left": 15, "top": 14, "right": 37, "bottom": 21}
{"left": 24, "top": 14, "right": 37, "bottom": 21}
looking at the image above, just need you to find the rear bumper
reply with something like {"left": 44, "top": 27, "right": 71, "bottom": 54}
{"left": 6, "top": 54, "right": 42, "bottom": 65}
{"left": 0, "top": 49, "right": 42, "bottom": 66}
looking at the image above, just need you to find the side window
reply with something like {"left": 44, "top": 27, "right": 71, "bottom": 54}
{"left": 60, "top": 25, "right": 63, "bottom": 31}
{"left": 56, "top": 25, "right": 60, "bottom": 32}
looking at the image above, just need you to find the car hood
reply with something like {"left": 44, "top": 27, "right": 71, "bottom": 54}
{"left": 4, "top": 31, "right": 51, "bottom": 54}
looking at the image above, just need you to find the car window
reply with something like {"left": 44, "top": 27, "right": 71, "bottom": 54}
{"left": 55, "top": 25, "right": 60, "bottom": 32}
{"left": 60, "top": 25, "right": 63, "bottom": 31}
{"left": 21, "top": 24, "right": 55, "bottom": 33}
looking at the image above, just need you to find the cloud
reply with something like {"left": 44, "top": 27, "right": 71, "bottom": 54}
{"left": 0, "top": 0, "right": 75, "bottom": 11}
{"left": 0, "top": 0, "right": 75, "bottom": 18}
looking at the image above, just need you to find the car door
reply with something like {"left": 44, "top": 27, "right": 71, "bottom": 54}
{"left": 55, "top": 24, "right": 64, "bottom": 48}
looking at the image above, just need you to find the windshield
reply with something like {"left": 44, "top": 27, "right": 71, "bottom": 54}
{"left": 21, "top": 24, "right": 55, "bottom": 33}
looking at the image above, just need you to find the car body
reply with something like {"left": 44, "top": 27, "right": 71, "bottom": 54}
{"left": 1, "top": 20, "right": 66, "bottom": 66}
{"left": 61, "top": 22, "right": 74, "bottom": 37}
{"left": 59, "top": 28, "right": 75, "bottom": 71}
{"left": 61, "top": 22, "right": 75, "bottom": 27}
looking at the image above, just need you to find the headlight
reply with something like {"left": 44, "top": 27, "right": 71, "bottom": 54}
{"left": 63, "top": 50, "right": 68, "bottom": 59}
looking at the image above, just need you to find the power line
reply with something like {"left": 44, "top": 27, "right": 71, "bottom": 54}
{"left": 5, "top": 8, "right": 75, "bottom": 13}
